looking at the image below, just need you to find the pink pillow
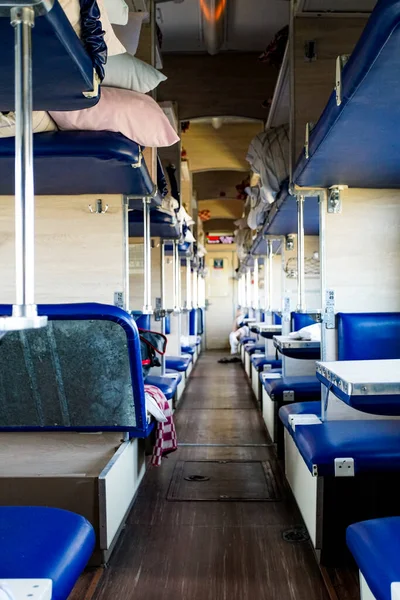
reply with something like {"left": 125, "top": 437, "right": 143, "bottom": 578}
{"left": 50, "top": 87, "right": 180, "bottom": 148}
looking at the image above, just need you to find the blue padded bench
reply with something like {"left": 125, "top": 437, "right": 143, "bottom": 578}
{"left": 0, "top": 303, "right": 152, "bottom": 436}
{"left": 262, "top": 376, "right": 320, "bottom": 448}
{"left": 145, "top": 375, "right": 179, "bottom": 401}
{"left": 0, "top": 507, "right": 95, "bottom": 600}
{"left": 279, "top": 401, "right": 322, "bottom": 432}
{"left": 347, "top": 518, "right": 400, "bottom": 600}
{"left": 166, "top": 356, "right": 192, "bottom": 372}
{"left": 280, "top": 408, "right": 400, "bottom": 566}
{"left": 182, "top": 344, "right": 195, "bottom": 356}
{"left": 252, "top": 355, "right": 282, "bottom": 371}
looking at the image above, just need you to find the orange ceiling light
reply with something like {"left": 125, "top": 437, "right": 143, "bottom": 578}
{"left": 199, "top": 0, "right": 227, "bottom": 23}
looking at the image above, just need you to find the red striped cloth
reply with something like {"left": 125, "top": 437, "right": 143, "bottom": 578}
{"left": 144, "top": 384, "right": 178, "bottom": 467}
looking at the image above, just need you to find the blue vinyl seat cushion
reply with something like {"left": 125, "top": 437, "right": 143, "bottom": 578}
{"left": 251, "top": 355, "right": 282, "bottom": 371}
{"left": 181, "top": 345, "right": 195, "bottom": 355}
{"left": 166, "top": 369, "right": 183, "bottom": 384}
{"left": 0, "top": 506, "right": 95, "bottom": 600}
{"left": 279, "top": 401, "right": 322, "bottom": 432}
{"left": 165, "top": 356, "right": 192, "bottom": 372}
{"left": 262, "top": 375, "right": 321, "bottom": 401}
{"left": 240, "top": 336, "right": 257, "bottom": 345}
{"left": 347, "top": 517, "right": 400, "bottom": 600}
{"left": 246, "top": 343, "right": 266, "bottom": 355}
{"left": 145, "top": 375, "right": 179, "bottom": 400}
{"left": 290, "top": 420, "right": 400, "bottom": 476}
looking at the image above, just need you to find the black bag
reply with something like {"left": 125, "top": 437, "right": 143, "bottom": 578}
{"left": 138, "top": 329, "right": 167, "bottom": 378}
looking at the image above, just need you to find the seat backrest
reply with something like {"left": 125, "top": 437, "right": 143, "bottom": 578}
{"left": 337, "top": 312, "right": 400, "bottom": 360}
{"left": 0, "top": 303, "right": 147, "bottom": 433}
{"left": 291, "top": 311, "right": 321, "bottom": 331}
{"left": 272, "top": 312, "right": 282, "bottom": 325}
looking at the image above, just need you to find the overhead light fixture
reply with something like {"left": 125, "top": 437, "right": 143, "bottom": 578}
{"left": 199, "top": 0, "right": 227, "bottom": 55}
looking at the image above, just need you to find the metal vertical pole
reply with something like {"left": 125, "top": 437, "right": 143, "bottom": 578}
{"left": 123, "top": 197, "right": 129, "bottom": 311}
{"left": 246, "top": 269, "right": 251, "bottom": 309}
{"left": 186, "top": 257, "right": 192, "bottom": 310}
{"left": 253, "top": 258, "right": 259, "bottom": 312}
{"left": 267, "top": 240, "right": 273, "bottom": 315}
{"left": 173, "top": 241, "right": 180, "bottom": 313}
{"left": 160, "top": 240, "right": 166, "bottom": 375}
{"left": 297, "top": 194, "right": 306, "bottom": 312}
{"left": 9, "top": 7, "right": 46, "bottom": 329}
{"left": 142, "top": 198, "right": 152, "bottom": 313}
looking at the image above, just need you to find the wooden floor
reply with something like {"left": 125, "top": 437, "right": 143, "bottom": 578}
{"left": 75, "top": 351, "right": 358, "bottom": 600}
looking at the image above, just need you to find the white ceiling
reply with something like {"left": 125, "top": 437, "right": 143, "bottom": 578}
{"left": 156, "top": 0, "right": 290, "bottom": 53}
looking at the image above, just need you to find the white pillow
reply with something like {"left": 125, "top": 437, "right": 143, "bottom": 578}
{"left": 0, "top": 112, "right": 57, "bottom": 138}
{"left": 103, "top": 0, "right": 128, "bottom": 25}
{"left": 113, "top": 12, "right": 147, "bottom": 55}
{"left": 103, "top": 53, "right": 167, "bottom": 93}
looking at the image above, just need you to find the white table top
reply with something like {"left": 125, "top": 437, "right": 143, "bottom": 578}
{"left": 273, "top": 335, "right": 321, "bottom": 349}
{"left": 256, "top": 324, "right": 282, "bottom": 332}
{"left": 316, "top": 359, "right": 400, "bottom": 395}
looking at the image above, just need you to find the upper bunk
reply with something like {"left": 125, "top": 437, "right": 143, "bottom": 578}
{"left": 293, "top": 0, "right": 400, "bottom": 189}
{"left": 0, "top": 0, "right": 101, "bottom": 111}
{"left": 0, "top": 131, "right": 159, "bottom": 199}
{"left": 0, "top": 0, "right": 162, "bottom": 205}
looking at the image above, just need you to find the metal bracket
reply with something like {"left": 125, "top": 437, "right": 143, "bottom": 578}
{"left": 312, "top": 465, "right": 318, "bottom": 477}
{"left": 335, "top": 54, "right": 350, "bottom": 106}
{"left": 304, "top": 40, "right": 317, "bottom": 62}
{"left": 324, "top": 289, "right": 335, "bottom": 329}
{"left": 89, "top": 199, "right": 108, "bottom": 214}
{"left": 285, "top": 234, "right": 295, "bottom": 252}
{"left": 283, "top": 390, "right": 295, "bottom": 403}
{"left": 82, "top": 70, "right": 100, "bottom": 99}
{"left": 327, "top": 186, "right": 344, "bottom": 213}
{"left": 334, "top": 458, "right": 355, "bottom": 477}
{"left": 153, "top": 308, "right": 166, "bottom": 321}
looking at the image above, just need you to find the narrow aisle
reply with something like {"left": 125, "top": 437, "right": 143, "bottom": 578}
{"left": 94, "top": 352, "right": 328, "bottom": 600}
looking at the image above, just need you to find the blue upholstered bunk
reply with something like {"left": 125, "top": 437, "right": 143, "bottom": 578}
{"left": 129, "top": 207, "right": 180, "bottom": 239}
{"left": 293, "top": 0, "right": 400, "bottom": 189}
{"left": 0, "top": 131, "right": 158, "bottom": 199}
{"left": 0, "top": 0, "right": 102, "bottom": 110}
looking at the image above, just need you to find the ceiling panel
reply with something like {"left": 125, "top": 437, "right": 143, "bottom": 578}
{"left": 157, "top": 0, "right": 289, "bottom": 53}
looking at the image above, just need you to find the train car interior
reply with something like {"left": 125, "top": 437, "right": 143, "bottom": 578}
{"left": 0, "top": 0, "right": 399, "bottom": 599}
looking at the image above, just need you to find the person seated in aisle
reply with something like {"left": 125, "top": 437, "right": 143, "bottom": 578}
{"left": 219, "top": 308, "right": 249, "bottom": 363}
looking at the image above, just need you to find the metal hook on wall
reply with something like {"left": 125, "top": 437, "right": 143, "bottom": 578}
{"left": 88, "top": 199, "right": 109, "bottom": 214}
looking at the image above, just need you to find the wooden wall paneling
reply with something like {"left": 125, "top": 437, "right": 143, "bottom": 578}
{"left": 323, "top": 189, "right": 400, "bottom": 420}
{"left": 292, "top": 17, "right": 368, "bottom": 163}
{"left": 129, "top": 238, "right": 162, "bottom": 311}
{"left": 0, "top": 195, "right": 125, "bottom": 305}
